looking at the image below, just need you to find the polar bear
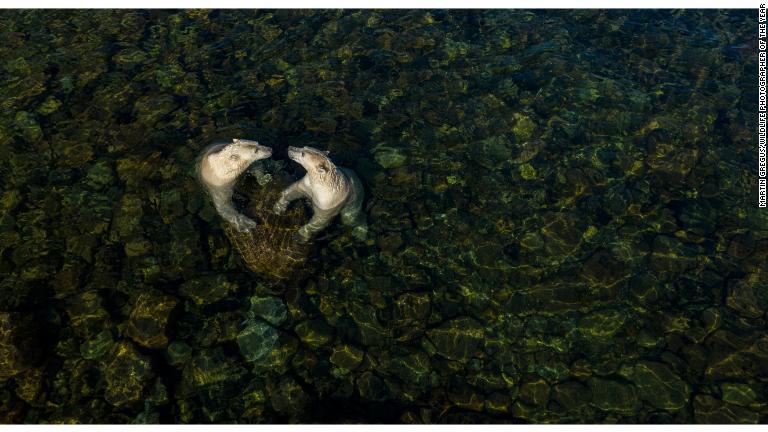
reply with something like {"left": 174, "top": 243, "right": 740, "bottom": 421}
{"left": 273, "top": 146, "right": 367, "bottom": 243}
{"left": 197, "top": 138, "right": 273, "bottom": 232}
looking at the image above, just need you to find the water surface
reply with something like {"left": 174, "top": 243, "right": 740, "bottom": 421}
{"left": 0, "top": 9, "right": 765, "bottom": 424}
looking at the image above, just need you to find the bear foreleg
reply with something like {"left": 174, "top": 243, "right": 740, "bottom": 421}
{"left": 273, "top": 180, "right": 305, "bottom": 215}
{"left": 295, "top": 208, "right": 336, "bottom": 243}
{"left": 211, "top": 188, "right": 257, "bottom": 232}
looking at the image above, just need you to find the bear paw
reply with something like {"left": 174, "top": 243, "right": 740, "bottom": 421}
{"left": 352, "top": 225, "right": 368, "bottom": 241}
{"left": 293, "top": 229, "right": 311, "bottom": 244}
{"left": 233, "top": 214, "right": 257, "bottom": 232}
{"left": 273, "top": 201, "right": 287, "bottom": 215}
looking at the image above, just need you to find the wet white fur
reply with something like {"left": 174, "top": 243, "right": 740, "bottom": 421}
{"left": 274, "top": 146, "right": 367, "bottom": 242}
{"left": 197, "top": 139, "right": 272, "bottom": 231}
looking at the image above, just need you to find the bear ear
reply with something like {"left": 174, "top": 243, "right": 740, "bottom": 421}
{"left": 317, "top": 161, "right": 329, "bottom": 174}
{"left": 324, "top": 150, "right": 330, "bottom": 155}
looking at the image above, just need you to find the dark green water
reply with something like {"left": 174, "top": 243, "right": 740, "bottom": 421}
{"left": 0, "top": 9, "right": 765, "bottom": 424}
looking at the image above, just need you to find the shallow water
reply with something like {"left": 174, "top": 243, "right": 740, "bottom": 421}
{"left": 0, "top": 9, "right": 765, "bottom": 424}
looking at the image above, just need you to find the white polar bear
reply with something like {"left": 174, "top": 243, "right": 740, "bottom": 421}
{"left": 197, "top": 138, "right": 272, "bottom": 232}
{"left": 273, "top": 146, "right": 367, "bottom": 243}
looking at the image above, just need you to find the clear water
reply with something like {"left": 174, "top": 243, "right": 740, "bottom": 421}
{"left": 0, "top": 9, "right": 765, "bottom": 424}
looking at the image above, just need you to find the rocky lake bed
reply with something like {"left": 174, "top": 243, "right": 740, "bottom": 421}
{"left": 0, "top": 9, "right": 765, "bottom": 423}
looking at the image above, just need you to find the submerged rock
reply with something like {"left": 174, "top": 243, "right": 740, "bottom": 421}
{"left": 181, "top": 347, "right": 246, "bottom": 392}
{"left": 519, "top": 377, "right": 551, "bottom": 406}
{"left": 448, "top": 386, "right": 485, "bottom": 412}
{"left": 14, "top": 367, "right": 44, "bottom": 405}
{"left": 330, "top": 344, "right": 365, "bottom": 372}
{"left": 222, "top": 174, "right": 312, "bottom": 283}
{"left": 294, "top": 319, "right": 334, "bottom": 349}
{"left": 270, "top": 376, "right": 311, "bottom": 419}
{"left": 0, "top": 313, "right": 39, "bottom": 381}
{"left": 725, "top": 278, "right": 763, "bottom": 319}
{"left": 720, "top": 383, "right": 758, "bottom": 407}
{"left": 393, "top": 351, "right": 430, "bottom": 386}
{"left": 579, "top": 309, "right": 626, "bottom": 338}
{"left": 236, "top": 319, "right": 279, "bottom": 364}
{"left": 126, "top": 291, "right": 178, "bottom": 349}
{"left": 426, "top": 317, "right": 484, "bottom": 362}
{"left": 552, "top": 381, "right": 591, "bottom": 411}
{"left": 693, "top": 394, "right": 759, "bottom": 423}
{"left": 631, "top": 361, "right": 690, "bottom": 411}
{"left": 80, "top": 329, "right": 115, "bottom": 360}
{"left": 248, "top": 296, "right": 288, "bottom": 326}
{"left": 373, "top": 146, "right": 408, "bottom": 168}
{"left": 166, "top": 341, "right": 193, "bottom": 368}
{"left": 104, "top": 342, "right": 154, "bottom": 407}
{"left": 180, "top": 275, "right": 238, "bottom": 305}
{"left": 357, "top": 371, "right": 389, "bottom": 402}
{"left": 587, "top": 377, "right": 639, "bottom": 414}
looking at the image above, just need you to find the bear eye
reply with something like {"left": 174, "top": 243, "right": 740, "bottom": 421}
{"left": 229, "top": 154, "right": 240, "bottom": 161}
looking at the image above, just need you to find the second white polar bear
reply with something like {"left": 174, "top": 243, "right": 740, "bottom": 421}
{"left": 274, "top": 146, "right": 367, "bottom": 243}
